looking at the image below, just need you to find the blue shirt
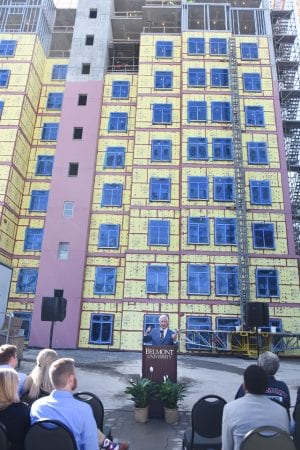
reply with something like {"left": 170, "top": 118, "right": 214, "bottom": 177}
{"left": 30, "top": 390, "right": 99, "bottom": 450}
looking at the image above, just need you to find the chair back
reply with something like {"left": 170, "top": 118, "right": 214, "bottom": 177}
{"left": 240, "top": 425, "right": 296, "bottom": 450}
{"left": 0, "top": 422, "right": 8, "bottom": 450}
{"left": 191, "top": 395, "right": 226, "bottom": 439}
{"left": 74, "top": 391, "right": 104, "bottom": 431}
{"left": 25, "top": 419, "right": 77, "bottom": 450}
{"left": 293, "top": 402, "right": 300, "bottom": 450}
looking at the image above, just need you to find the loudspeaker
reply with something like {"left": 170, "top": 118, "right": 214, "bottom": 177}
{"left": 245, "top": 302, "right": 269, "bottom": 328}
{"left": 41, "top": 297, "right": 67, "bottom": 322}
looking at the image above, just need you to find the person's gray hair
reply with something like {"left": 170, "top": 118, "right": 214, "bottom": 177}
{"left": 159, "top": 314, "right": 169, "bottom": 322}
{"left": 258, "top": 351, "right": 280, "bottom": 375}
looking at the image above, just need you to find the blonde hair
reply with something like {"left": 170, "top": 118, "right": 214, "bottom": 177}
{"left": 26, "top": 349, "right": 58, "bottom": 400}
{"left": 0, "top": 368, "right": 19, "bottom": 409}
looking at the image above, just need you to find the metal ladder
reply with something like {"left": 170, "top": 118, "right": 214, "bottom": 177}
{"left": 229, "top": 37, "right": 250, "bottom": 326}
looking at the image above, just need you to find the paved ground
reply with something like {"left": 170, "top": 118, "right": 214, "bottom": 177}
{"left": 20, "top": 348, "right": 300, "bottom": 450}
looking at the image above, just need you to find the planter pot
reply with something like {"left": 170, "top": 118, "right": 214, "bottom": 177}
{"left": 134, "top": 406, "right": 149, "bottom": 423}
{"left": 164, "top": 407, "right": 178, "bottom": 425}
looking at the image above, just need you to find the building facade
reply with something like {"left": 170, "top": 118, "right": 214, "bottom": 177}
{"left": 0, "top": 0, "right": 299, "bottom": 352}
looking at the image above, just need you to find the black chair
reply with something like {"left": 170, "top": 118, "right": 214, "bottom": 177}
{"left": 0, "top": 422, "right": 8, "bottom": 450}
{"left": 182, "top": 395, "right": 226, "bottom": 450}
{"left": 240, "top": 425, "right": 296, "bottom": 450}
{"left": 293, "top": 402, "right": 300, "bottom": 450}
{"left": 74, "top": 391, "right": 112, "bottom": 440}
{"left": 24, "top": 419, "right": 77, "bottom": 450}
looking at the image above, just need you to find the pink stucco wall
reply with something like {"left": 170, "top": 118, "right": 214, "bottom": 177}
{"left": 29, "top": 80, "right": 103, "bottom": 348}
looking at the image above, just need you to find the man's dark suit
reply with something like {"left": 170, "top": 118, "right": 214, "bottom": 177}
{"left": 146, "top": 328, "right": 176, "bottom": 345}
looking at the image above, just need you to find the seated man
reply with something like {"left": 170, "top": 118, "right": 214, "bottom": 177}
{"left": 235, "top": 351, "right": 290, "bottom": 411}
{"left": 144, "top": 314, "right": 177, "bottom": 346}
{"left": 0, "top": 344, "right": 27, "bottom": 397}
{"left": 222, "top": 364, "right": 290, "bottom": 450}
{"left": 30, "top": 358, "right": 128, "bottom": 450}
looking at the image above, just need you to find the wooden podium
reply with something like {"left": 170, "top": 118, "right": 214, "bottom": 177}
{"left": 142, "top": 345, "right": 177, "bottom": 418}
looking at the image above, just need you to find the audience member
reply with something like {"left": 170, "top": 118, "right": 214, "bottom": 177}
{"left": 0, "top": 368, "right": 30, "bottom": 450}
{"left": 0, "top": 344, "right": 27, "bottom": 397}
{"left": 30, "top": 358, "right": 128, "bottom": 450}
{"left": 222, "top": 364, "right": 290, "bottom": 450}
{"left": 235, "top": 351, "right": 290, "bottom": 411}
{"left": 22, "top": 348, "right": 58, "bottom": 405}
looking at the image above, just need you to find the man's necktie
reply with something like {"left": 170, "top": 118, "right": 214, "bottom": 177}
{"left": 160, "top": 329, "right": 164, "bottom": 342}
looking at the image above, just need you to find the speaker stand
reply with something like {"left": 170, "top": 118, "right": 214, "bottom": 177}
{"left": 49, "top": 321, "right": 55, "bottom": 349}
{"left": 255, "top": 327, "right": 260, "bottom": 359}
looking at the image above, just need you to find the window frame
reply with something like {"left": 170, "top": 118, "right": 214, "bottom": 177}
{"left": 187, "top": 137, "right": 208, "bottom": 160}
{"left": 41, "top": 123, "right": 59, "bottom": 141}
{"left": 216, "top": 265, "right": 239, "bottom": 296}
{"left": 188, "top": 176, "right": 209, "bottom": 200}
{"left": 211, "top": 68, "right": 229, "bottom": 87}
{"left": 187, "top": 101, "right": 207, "bottom": 122}
{"left": 35, "top": 155, "right": 54, "bottom": 176}
{"left": 104, "top": 147, "right": 125, "bottom": 168}
{"left": 256, "top": 269, "right": 279, "bottom": 297}
{"left": 212, "top": 138, "right": 233, "bottom": 160}
{"left": 243, "top": 73, "right": 261, "bottom": 91}
{"left": 247, "top": 142, "right": 268, "bottom": 164}
{"left": 98, "top": 224, "right": 120, "bottom": 249}
{"left": 188, "top": 68, "right": 206, "bottom": 87}
{"left": 151, "top": 139, "right": 172, "bottom": 162}
{"left": 0, "top": 40, "right": 16, "bottom": 57}
{"left": 108, "top": 112, "right": 128, "bottom": 132}
{"left": 101, "top": 183, "right": 123, "bottom": 207}
{"left": 211, "top": 101, "right": 231, "bottom": 122}
{"left": 252, "top": 223, "right": 275, "bottom": 249}
{"left": 154, "top": 71, "right": 173, "bottom": 90}
{"left": 245, "top": 106, "right": 265, "bottom": 127}
{"left": 152, "top": 104, "right": 172, "bottom": 124}
{"left": 46, "top": 92, "right": 63, "bottom": 110}
{"left": 94, "top": 267, "right": 117, "bottom": 295}
{"left": 58, "top": 242, "right": 69, "bottom": 260}
{"left": 210, "top": 38, "right": 227, "bottom": 55}
{"left": 156, "top": 41, "right": 173, "bottom": 58}
{"left": 148, "top": 220, "right": 170, "bottom": 246}
{"left": 29, "top": 190, "right": 49, "bottom": 212}
{"left": 24, "top": 228, "right": 44, "bottom": 251}
{"left": 250, "top": 180, "right": 272, "bottom": 205}
{"left": 63, "top": 201, "right": 74, "bottom": 218}
{"left": 188, "top": 217, "right": 210, "bottom": 244}
{"left": 89, "top": 314, "right": 113, "bottom": 345}
{"left": 51, "top": 64, "right": 67, "bottom": 80}
{"left": 112, "top": 81, "right": 130, "bottom": 99}
{"left": 0, "top": 69, "right": 10, "bottom": 88}
{"left": 146, "top": 265, "right": 169, "bottom": 294}
{"left": 149, "top": 177, "right": 171, "bottom": 202}
{"left": 241, "top": 43, "right": 258, "bottom": 60}
{"left": 188, "top": 38, "right": 205, "bottom": 55}
{"left": 214, "top": 177, "right": 234, "bottom": 202}
{"left": 186, "top": 316, "right": 212, "bottom": 351}
{"left": 188, "top": 264, "right": 210, "bottom": 295}
{"left": 215, "top": 218, "right": 237, "bottom": 245}
{"left": 16, "top": 268, "right": 38, "bottom": 294}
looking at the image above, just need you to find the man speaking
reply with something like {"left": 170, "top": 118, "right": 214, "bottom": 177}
{"left": 144, "top": 314, "right": 177, "bottom": 345}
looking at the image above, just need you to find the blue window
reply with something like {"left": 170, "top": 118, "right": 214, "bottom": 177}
{"left": 148, "top": 220, "right": 170, "bottom": 246}
{"left": 98, "top": 224, "right": 120, "bottom": 248}
{"left": 144, "top": 315, "right": 160, "bottom": 334}
{"left": 41, "top": 123, "right": 59, "bottom": 141}
{"left": 188, "top": 69, "right": 206, "bottom": 87}
{"left": 35, "top": 155, "right": 54, "bottom": 176}
{"left": 188, "top": 176, "right": 209, "bottom": 200}
{"left": 13, "top": 312, "right": 32, "bottom": 339}
{"left": 214, "top": 177, "right": 234, "bottom": 201}
{"left": 216, "top": 317, "right": 240, "bottom": 331}
{"left": 104, "top": 147, "right": 125, "bottom": 168}
{"left": 24, "top": 228, "right": 44, "bottom": 251}
{"left": 247, "top": 142, "right": 268, "bottom": 164}
{"left": 186, "top": 316, "right": 212, "bottom": 351}
{"left": 155, "top": 71, "right": 173, "bottom": 89}
{"left": 187, "top": 137, "right": 208, "bottom": 160}
{"left": 0, "top": 100, "right": 4, "bottom": 117}
{"left": 108, "top": 112, "right": 128, "bottom": 132}
{"left": 146, "top": 265, "right": 169, "bottom": 294}
{"left": 149, "top": 178, "right": 171, "bottom": 202}
{"left": 211, "top": 101, "right": 231, "bottom": 122}
{"left": 101, "top": 183, "right": 123, "bottom": 206}
{"left": 156, "top": 41, "right": 173, "bottom": 58}
{"left": 210, "top": 38, "right": 227, "bottom": 55}
{"left": 256, "top": 269, "right": 279, "bottom": 297}
{"left": 94, "top": 267, "right": 116, "bottom": 294}
{"left": 188, "top": 217, "right": 209, "bottom": 244}
{"left": 211, "top": 69, "right": 229, "bottom": 87}
{"left": 245, "top": 106, "right": 265, "bottom": 126}
{"left": 152, "top": 104, "right": 172, "bottom": 124}
{"left": 212, "top": 138, "right": 232, "bottom": 160}
{"left": 16, "top": 268, "right": 38, "bottom": 293}
{"left": 46, "top": 93, "right": 64, "bottom": 109}
{"left": 89, "top": 314, "right": 113, "bottom": 344}
{"left": 0, "top": 40, "right": 16, "bottom": 56}
{"left": 151, "top": 140, "right": 172, "bottom": 162}
{"left": 250, "top": 180, "right": 271, "bottom": 205}
{"left": 243, "top": 73, "right": 261, "bottom": 91}
{"left": 252, "top": 223, "right": 275, "bottom": 249}
{"left": 0, "top": 70, "right": 10, "bottom": 87}
{"left": 29, "top": 190, "right": 49, "bottom": 211}
{"left": 188, "top": 101, "right": 207, "bottom": 122}
{"left": 216, "top": 317, "right": 241, "bottom": 350}
{"left": 241, "top": 43, "right": 258, "bottom": 60}
{"left": 215, "top": 218, "right": 236, "bottom": 245}
{"left": 188, "top": 38, "right": 205, "bottom": 55}
{"left": 188, "top": 265, "right": 210, "bottom": 295}
{"left": 216, "top": 266, "right": 239, "bottom": 296}
{"left": 112, "top": 81, "right": 130, "bottom": 98}
{"left": 51, "top": 64, "right": 68, "bottom": 80}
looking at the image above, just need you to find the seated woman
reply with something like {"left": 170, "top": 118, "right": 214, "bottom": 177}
{"left": 0, "top": 367, "right": 30, "bottom": 450}
{"left": 22, "top": 349, "right": 58, "bottom": 405}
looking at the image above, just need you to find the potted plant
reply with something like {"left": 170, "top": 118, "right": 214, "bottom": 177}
{"left": 158, "top": 376, "right": 186, "bottom": 424}
{"left": 125, "top": 377, "right": 153, "bottom": 423}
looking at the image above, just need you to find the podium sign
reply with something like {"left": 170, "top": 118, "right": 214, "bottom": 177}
{"left": 142, "top": 345, "right": 177, "bottom": 382}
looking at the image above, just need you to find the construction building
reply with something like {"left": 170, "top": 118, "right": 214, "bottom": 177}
{"left": 0, "top": 0, "right": 299, "bottom": 354}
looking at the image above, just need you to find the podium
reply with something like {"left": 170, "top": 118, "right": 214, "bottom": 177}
{"left": 142, "top": 345, "right": 177, "bottom": 418}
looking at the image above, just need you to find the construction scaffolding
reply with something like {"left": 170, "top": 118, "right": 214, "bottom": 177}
{"left": 271, "top": 1, "right": 300, "bottom": 255}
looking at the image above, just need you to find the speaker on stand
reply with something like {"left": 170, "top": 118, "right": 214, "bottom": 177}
{"left": 41, "top": 293, "right": 67, "bottom": 348}
{"left": 245, "top": 302, "right": 269, "bottom": 358}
